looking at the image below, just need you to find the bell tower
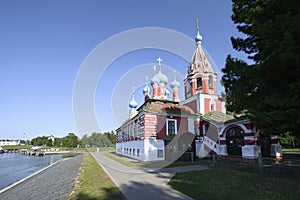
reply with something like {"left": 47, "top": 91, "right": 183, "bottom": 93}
{"left": 181, "top": 19, "right": 225, "bottom": 115}
{"left": 184, "top": 19, "right": 217, "bottom": 100}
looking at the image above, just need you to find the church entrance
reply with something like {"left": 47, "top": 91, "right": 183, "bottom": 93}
{"left": 225, "top": 126, "right": 245, "bottom": 156}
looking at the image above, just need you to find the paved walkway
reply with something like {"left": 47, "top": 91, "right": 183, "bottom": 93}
{"left": 91, "top": 152, "right": 210, "bottom": 200}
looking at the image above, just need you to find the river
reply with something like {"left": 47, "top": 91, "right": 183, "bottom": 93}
{"left": 0, "top": 153, "right": 64, "bottom": 190}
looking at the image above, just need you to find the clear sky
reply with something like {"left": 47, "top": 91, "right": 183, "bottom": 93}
{"left": 0, "top": 0, "right": 244, "bottom": 140}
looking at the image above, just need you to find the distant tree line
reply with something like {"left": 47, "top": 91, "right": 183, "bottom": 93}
{"left": 81, "top": 131, "right": 116, "bottom": 147}
{"left": 28, "top": 131, "right": 116, "bottom": 148}
{"left": 31, "top": 133, "right": 81, "bottom": 148}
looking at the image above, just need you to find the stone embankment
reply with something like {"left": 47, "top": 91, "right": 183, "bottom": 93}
{"left": 0, "top": 155, "right": 82, "bottom": 200}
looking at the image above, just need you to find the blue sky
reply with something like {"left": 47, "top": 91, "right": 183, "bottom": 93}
{"left": 0, "top": 0, "right": 244, "bottom": 140}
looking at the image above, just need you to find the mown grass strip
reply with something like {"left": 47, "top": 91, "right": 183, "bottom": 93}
{"left": 68, "top": 152, "right": 124, "bottom": 200}
{"left": 282, "top": 148, "right": 300, "bottom": 152}
{"left": 99, "top": 150, "right": 139, "bottom": 167}
{"left": 168, "top": 167, "right": 300, "bottom": 200}
{"left": 99, "top": 150, "right": 175, "bottom": 168}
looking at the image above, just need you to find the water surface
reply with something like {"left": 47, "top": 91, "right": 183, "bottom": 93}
{"left": 0, "top": 153, "right": 63, "bottom": 190}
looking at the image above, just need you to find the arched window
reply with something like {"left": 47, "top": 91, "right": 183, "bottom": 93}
{"left": 210, "top": 99, "right": 215, "bottom": 111}
{"left": 209, "top": 76, "right": 213, "bottom": 89}
{"left": 196, "top": 77, "right": 202, "bottom": 89}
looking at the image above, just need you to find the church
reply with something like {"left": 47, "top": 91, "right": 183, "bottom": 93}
{"left": 116, "top": 22, "right": 282, "bottom": 162}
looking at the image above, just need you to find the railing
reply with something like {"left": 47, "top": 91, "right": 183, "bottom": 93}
{"left": 203, "top": 136, "right": 218, "bottom": 154}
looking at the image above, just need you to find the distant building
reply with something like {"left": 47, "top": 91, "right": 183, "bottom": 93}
{"left": 116, "top": 21, "right": 282, "bottom": 162}
{"left": 0, "top": 139, "right": 20, "bottom": 146}
{"left": 48, "top": 135, "right": 55, "bottom": 145}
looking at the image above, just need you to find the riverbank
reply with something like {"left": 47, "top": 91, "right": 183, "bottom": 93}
{"left": 0, "top": 154, "right": 82, "bottom": 200}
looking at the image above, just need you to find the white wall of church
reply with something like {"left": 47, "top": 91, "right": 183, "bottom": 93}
{"left": 144, "top": 138, "right": 164, "bottom": 161}
{"left": 242, "top": 145, "right": 261, "bottom": 158}
{"left": 116, "top": 138, "right": 164, "bottom": 162}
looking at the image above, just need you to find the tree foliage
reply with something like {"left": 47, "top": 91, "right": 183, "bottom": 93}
{"left": 222, "top": 0, "right": 300, "bottom": 136}
{"left": 81, "top": 131, "right": 116, "bottom": 147}
{"left": 31, "top": 136, "right": 53, "bottom": 146}
{"left": 63, "top": 133, "right": 80, "bottom": 148}
{"left": 31, "top": 133, "right": 80, "bottom": 148}
{"left": 278, "top": 132, "right": 297, "bottom": 149}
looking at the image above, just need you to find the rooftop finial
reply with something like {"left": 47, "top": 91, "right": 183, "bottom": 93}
{"left": 157, "top": 57, "right": 163, "bottom": 66}
{"left": 153, "top": 65, "right": 156, "bottom": 76}
{"left": 196, "top": 18, "right": 199, "bottom": 32}
{"left": 146, "top": 76, "right": 148, "bottom": 84}
{"left": 132, "top": 86, "right": 135, "bottom": 95}
{"left": 195, "top": 18, "right": 203, "bottom": 43}
{"left": 173, "top": 69, "right": 177, "bottom": 80}
{"left": 157, "top": 57, "right": 163, "bottom": 72}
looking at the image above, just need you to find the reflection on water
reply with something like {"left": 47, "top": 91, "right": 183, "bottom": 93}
{"left": 0, "top": 153, "right": 63, "bottom": 190}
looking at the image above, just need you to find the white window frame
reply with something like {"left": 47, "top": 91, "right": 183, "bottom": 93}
{"left": 209, "top": 76, "right": 214, "bottom": 89}
{"left": 210, "top": 99, "right": 216, "bottom": 111}
{"left": 196, "top": 77, "right": 203, "bottom": 89}
{"left": 166, "top": 119, "right": 177, "bottom": 135}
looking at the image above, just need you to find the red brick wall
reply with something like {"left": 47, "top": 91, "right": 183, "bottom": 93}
{"left": 144, "top": 113, "right": 157, "bottom": 138}
{"left": 216, "top": 99, "right": 222, "bottom": 112}
{"left": 202, "top": 79, "right": 208, "bottom": 94}
{"left": 183, "top": 99, "right": 197, "bottom": 112}
{"left": 204, "top": 98, "right": 210, "bottom": 113}
{"left": 178, "top": 117, "right": 188, "bottom": 134}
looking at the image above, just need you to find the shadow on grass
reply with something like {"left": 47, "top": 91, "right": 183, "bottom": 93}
{"left": 73, "top": 187, "right": 125, "bottom": 200}
{"left": 102, "top": 151, "right": 210, "bottom": 169}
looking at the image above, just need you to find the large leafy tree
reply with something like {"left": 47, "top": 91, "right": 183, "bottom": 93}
{"left": 81, "top": 132, "right": 114, "bottom": 147}
{"left": 222, "top": 0, "right": 300, "bottom": 136}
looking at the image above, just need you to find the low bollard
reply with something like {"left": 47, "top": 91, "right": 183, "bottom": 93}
{"left": 212, "top": 153, "right": 216, "bottom": 168}
{"left": 191, "top": 152, "right": 194, "bottom": 163}
{"left": 258, "top": 153, "right": 263, "bottom": 172}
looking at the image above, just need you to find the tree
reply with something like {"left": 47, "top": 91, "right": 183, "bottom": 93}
{"left": 279, "top": 132, "right": 296, "bottom": 149}
{"left": 63, "top": 133, "right": 79, "bottom": 148}
{"left": 53, "top": 137, "right": 63, "bottom": 147}
{"left": 19, "top": 140, "right": 26, "bottom": 144}
{"left": 31, "top": 136, "right": 52, "bottom": 146}
{"left": 222, "top": 0, "right": 300, "bottom": 137}
{"left": 104, "top": 131, "right": 116, "bottom": 144}
{"left": 81, "top": 132, "right": 115, "bottom": 147}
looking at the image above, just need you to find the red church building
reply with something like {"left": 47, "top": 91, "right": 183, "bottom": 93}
{"left": 116, "top": 22, "right": 282, "bottom": 162}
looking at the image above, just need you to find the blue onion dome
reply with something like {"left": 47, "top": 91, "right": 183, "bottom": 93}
{"left": 129, "top": 96, "right": 137, "bottom": 109}
{"left": 171, "top": 70, "right": 180, "bottom": 88}
{"left": 171, "top": 79, "right": 180, "bottom": 88}
{"left": 151, "top": 75, "right": 160, "bottom": 85}
{"left": 195, "top": 18, "right": 202, "bottom": 43}
{"left": 165, "top": 89, "right": 170, "bottom": 96}
{"left": 143, "top": 84, "right": 150, "bottom": 94}
{"left": 151, "top": 65, "right": 159, "bottom": 85}
{"left": 156, "top": 69, "right": 168, "bottom": 84}
{"left": 195, "top": 30, "right": 202, "bottom": 43}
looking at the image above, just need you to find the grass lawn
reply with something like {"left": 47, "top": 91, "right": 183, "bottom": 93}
{"left": 100, "top": 150, "right": 140, "bottom": 167}
{"left": 68, "top": 152, "right": 124, "bottom": 200}
{"left": 99, "top": 150, "right": 196, "bottom": 169}
{"left": 282, "top": 148, "right": 300, "bottom": 152}
{"left": 2, "top": 145, "right": 32, "bottom": 150}
{"left": 168, "top": 167, "right": 300, "bottom": 200}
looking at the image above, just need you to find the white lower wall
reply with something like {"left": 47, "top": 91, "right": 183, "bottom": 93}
{"left": 195, "top": 140, "right": 212, "bottom": 158}
{"left": 116, "top": 138, "right": 165, "bottom": 162}
{"left": 242, "top": 145, "right": 261, "bottom": 158}
{"left": 219, "top": 145, "right": 227, "bottom": 156}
